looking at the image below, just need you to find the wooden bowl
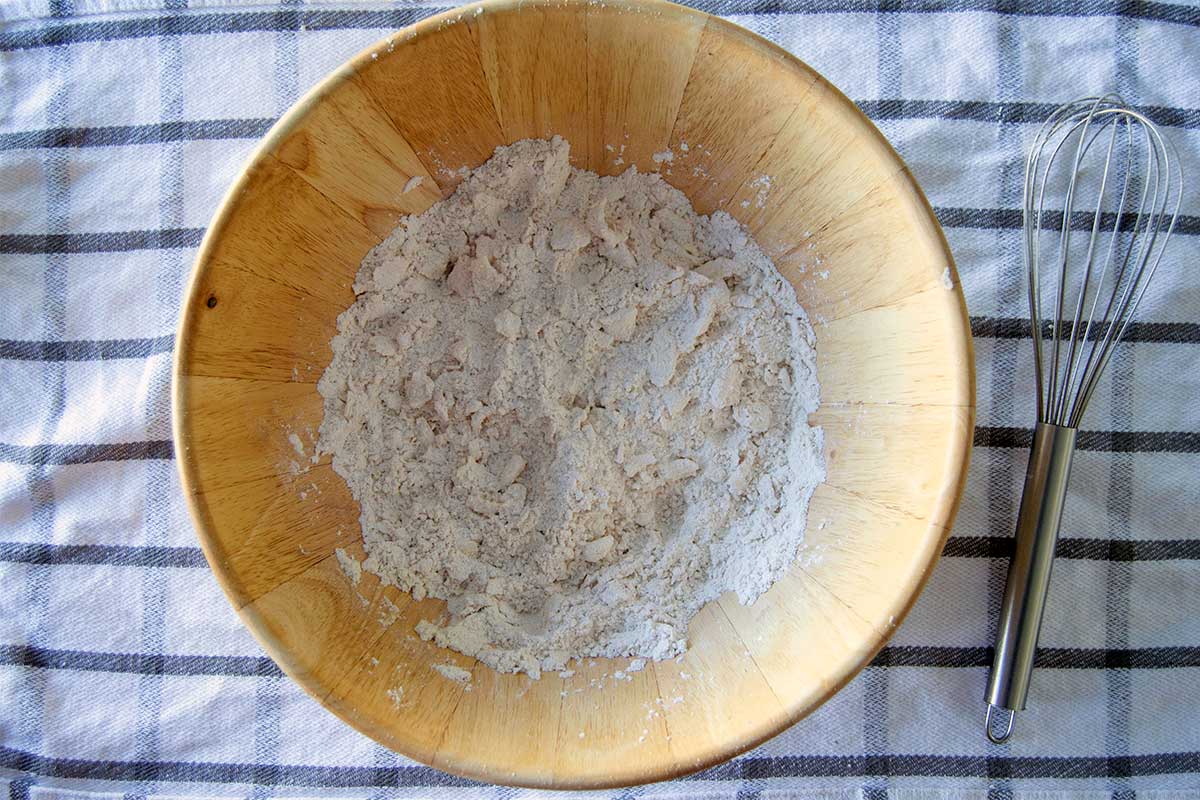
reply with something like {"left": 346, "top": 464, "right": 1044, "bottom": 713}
{"left": 173, "top": 0, "right": 973, "bottom": 788}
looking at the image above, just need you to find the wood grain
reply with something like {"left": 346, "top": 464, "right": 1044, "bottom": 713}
{"left": 353, "top": 11, "right": 503, "bottom": 191}
{"left": 174, "top": 0, "right": 974, "bottom": 788}
{"left": 648, "top": 602, "right": 790, "bottom": 776}
{"left": 584, "top": 0, "right": 705, "bottom": 175}
{"left": 813, "top": 285, "right": 973, "bottom": 407}
{"left": 271, "top": 76, "right": 443, "bottom": 237}
{"left": 717, "top": 566, "right": 882, "bottom": 713}
{"left": 665, "top": 18, "right": 817, "bottom": 214}
{"left": 477, "top": 2, "right": 590, "bottom": 164}
{"left": 728, "top": 78, "right": 906, "bottom": 252}
{"left": 777, "top": 169, "right": 955, "bottom": 323}
{"left": 179, "top": 158, "right": 372, "bottom": 382}
{"left": 176, "top": 375, "right": 357, "bottom": 604}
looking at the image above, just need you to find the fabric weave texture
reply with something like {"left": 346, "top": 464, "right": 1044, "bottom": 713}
{"left": 1, "top": 1, "right": 1199, "bottom": 797}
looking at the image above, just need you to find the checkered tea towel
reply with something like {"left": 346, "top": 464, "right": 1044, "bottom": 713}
{"left": 2, "top": 0, "right": 1199, "bottom": 798}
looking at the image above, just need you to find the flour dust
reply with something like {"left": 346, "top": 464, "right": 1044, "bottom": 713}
{"left": 318, "top": 137, "right": 824, "bottom": 678}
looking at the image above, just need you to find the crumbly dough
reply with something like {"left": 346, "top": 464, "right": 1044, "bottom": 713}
{"left": 318, "top": 137, "right": 824, "bottom": 678}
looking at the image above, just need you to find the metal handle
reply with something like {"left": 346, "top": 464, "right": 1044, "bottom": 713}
{"left": 984, "top": 422, "right": 1078, "bottom": 743}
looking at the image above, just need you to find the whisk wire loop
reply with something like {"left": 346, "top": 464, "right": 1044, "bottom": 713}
{"left": 1021, "top": 95, "right": 1182, "bottom": 428}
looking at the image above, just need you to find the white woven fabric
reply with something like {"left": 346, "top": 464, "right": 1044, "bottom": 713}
{"left": 1, "top": 1, "right": 1199, "bottom": 798}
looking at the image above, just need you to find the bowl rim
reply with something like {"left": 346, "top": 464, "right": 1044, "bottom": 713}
{"left": 173, "top": 0, "right": 976, "bottom": 788}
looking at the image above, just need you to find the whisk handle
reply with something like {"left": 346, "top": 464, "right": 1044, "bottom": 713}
{"left": 984, "top": 422, "right": 1077, "bottom": 741}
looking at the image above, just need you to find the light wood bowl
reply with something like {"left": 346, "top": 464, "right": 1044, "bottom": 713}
{"left": 173, "top": 0, "right": 973, "bottom": 788}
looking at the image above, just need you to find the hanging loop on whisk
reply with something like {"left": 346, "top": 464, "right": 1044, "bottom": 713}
{"left": 985, "top": 704, "right": 1015, "bottom": 745}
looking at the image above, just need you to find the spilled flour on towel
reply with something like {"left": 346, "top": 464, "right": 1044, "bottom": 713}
{"left": 318, "top": 137, "right": 824, "bottom": 678}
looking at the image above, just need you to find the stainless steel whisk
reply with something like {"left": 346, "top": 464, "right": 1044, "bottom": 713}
{"left": 984, "top": 95, "right": 1182, "bottom": 743}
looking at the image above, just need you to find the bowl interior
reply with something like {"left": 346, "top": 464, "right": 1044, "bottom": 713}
{"left": 173, "top": 0, "right": 973, "bottom": 788}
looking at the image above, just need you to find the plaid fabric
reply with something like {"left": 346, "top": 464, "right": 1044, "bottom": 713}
{"left": 2, "top": 0, "right": 1199, "bottom": 797}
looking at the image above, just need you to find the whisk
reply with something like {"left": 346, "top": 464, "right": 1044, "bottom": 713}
{"left": 983, "top": 95, "right": 1182, "bottom": 743}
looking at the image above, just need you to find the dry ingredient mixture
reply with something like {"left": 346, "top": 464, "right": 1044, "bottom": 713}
{"left": 318, "top": 137, "right": 824, "bottom": 678}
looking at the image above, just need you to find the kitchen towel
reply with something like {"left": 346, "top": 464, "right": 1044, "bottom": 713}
{"left": 1, "top": 1, "right": 1199, "bottom": 798}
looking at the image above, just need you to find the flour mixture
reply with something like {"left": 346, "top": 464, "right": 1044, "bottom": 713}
{"left": 317, "top": 137, "right": 824, "bottom": 678}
